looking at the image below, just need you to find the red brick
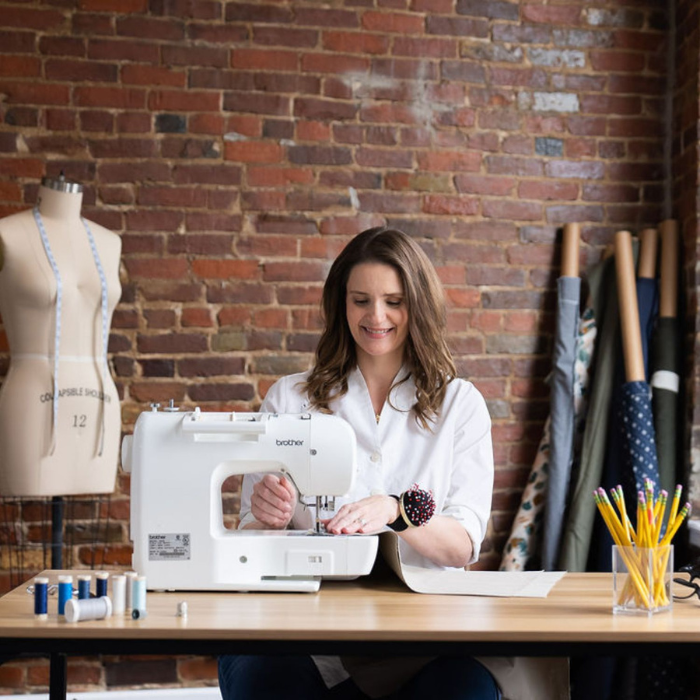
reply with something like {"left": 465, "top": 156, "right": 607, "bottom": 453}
{"left": 139, "top": 186, "right": 208, "bottom": 208}
{"left": 0, "top": 182, "right": 22, "bottom": 201}
{"left": 456, "top": 175, "right": 515, "bottom": 196}
{"left": 521, "top": 4, "right": 581, "bottom": 24}
{"left": 393, "top": 36, "right": 458, "bottom": 57}
{"left": 0, "top": 158, "right": 45, "bottom": 178}
{"left": 181, "top": 308, "right": 214, "bottom": 327}
{"left": 80, "top": 0, "right": 147, "bottom": 10}
{"left": 188, "top": 23, "right": 248, "bottom": 43}
{"left": 121, "top": 64, "right": 186, "bottom": 87}
{"left": 0, "top": 81, "right": 70, "bottom": 105}
{"left": 0, "top": 56, "right": 41, "bottom": 78}
{"left": 46, "top": 108, "right": 76, "bottom": 131}
{"left": 149, "top": 89, "right": 220, "bottom": 112}
{"left": 590, "top": 50, "right": 646, "bottom": 72}
{"left": 162, "top": 44, "right": 228, "bottom": 68}
{"left": 232, "top": 49, "right": 299, "bottom": 71}
{"left": 301, "top": 52, "right": 370, "bottom": 74}
{"left": 116, "top": 111, "right": 150, "bottom": 133}
{"left": 223, "top": 91, "right": 290, "bottom": 116}
{"left": 192, "top": 259, "right": 259, "bottom": 280}
{"left": 565, "top": 138, "right": 596, "bottom": 158}
{"left": 74, "top": 86, "right": 145, "bottom": 108}
{"left": 482, "top": 200, "right": 542, "bottom": 221}
{"left": 248, "top": 166, "right": 314, "bottom": 187}
{"left": 2, "top": 7, "right": 66, "bottom": 31}
{"left": 323, "top": 31, "right": 389, "bottom": 54}
{"left": 88, "top": 38, "right": 159, "bottom": 63}
{"left": 116, "top": 16, "right": 185, "bottom": 41}
{"left": 224, "top": 141, "right": 283, "bottom": 164}
{"left": 0, "top": 30, "right": 36, "bottom": 54}
{"left": 125, "top": 210, "right": 183, "bottom": 231}
{"left": 254, "top": 26, "right": 318, "bottom": 48}
{"left": 125, "top": 259, "right": 189, "bottom": 279}
{"left": 418, "top": 150, "right": 481, "bottom": 172}
{"left": 518, "top": 181, "right": 578, "bottom": 201}
{"left": 579, "top": 94, "right": 642, "bottom": 115}
{"left": 263, "top": 261, "right": 330, "bottom": 282}
{"left": 423, "top": 194, "right": 479, "bottom": 216}
{"left": 189, "top": 113, "right": 226, "bottom": 134}
{"left": 362, "top": 11, "right": 424, "bottom": 34}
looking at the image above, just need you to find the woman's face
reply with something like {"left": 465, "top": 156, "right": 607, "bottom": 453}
{"left": 345, "top": 262, "right": 409, "bottom": 364}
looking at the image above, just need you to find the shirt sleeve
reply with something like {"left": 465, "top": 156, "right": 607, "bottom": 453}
{"left": 238, "top": 375, "right": 313, "bottom": 530}
{"left": 441, "top": 381, "right": 494, "bottom": 564}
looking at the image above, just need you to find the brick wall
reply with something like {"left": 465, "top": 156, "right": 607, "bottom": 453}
{"left": 0, "top": 0, "right": 686, "bottom": 694}
{"left": 674, "top": 0, "right": 700, "bottom": 509}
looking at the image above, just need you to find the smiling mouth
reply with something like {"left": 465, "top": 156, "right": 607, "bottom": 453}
{"left": 363, "top": 327, "right": 393, "bottom": 336}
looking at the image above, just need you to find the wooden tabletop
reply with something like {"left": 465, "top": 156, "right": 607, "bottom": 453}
{"left": 2, "top": 571, "right": 700, "bottom": 652}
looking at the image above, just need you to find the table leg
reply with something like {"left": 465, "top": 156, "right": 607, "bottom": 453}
{"left": 49, "top": 652, "right": 67, "bottom": 700}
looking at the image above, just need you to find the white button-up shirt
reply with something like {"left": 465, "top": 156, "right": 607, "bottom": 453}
{"left": 240, "top": 366, "right": 494, "bottom": 569}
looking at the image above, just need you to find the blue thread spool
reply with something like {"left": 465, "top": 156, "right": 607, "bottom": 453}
{"left": 132, "top": 575, "right": 147, "bottom": 619}
{"left": 57, "top": 575, "right": 73, "bottom": 616}
{"left": 95, "top": 572, "right": 109, "bottom": 598}
{"left": 77, "top": 574, "right": 91, "bottom": 600}
{"left": 34, "top": 576, "right": 49, "bottom": 618}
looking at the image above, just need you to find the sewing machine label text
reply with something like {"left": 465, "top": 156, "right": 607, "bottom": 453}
{"left": 149, "top": 533, "right": 191, "bottom": 561}
{"left": 276, "top": 439, "right": 304, "bottom": 446}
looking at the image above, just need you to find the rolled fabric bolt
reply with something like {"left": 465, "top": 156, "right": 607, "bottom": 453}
{"left": 124, "top": 571, "right": 137, "bottom": 611}
{"left": 34, "top": 577, "right": 49, "bottom": 618}
{"left": 65, "top": 596, "right": 112, "bottom": 623}
{"left": 57, "top": 575, "right": 73, "bottom": 616}
{"left": 77, "top": 574, "right": 92, "bottom": 600}
{"left": 131, "top": 608, "right": 148, "bottom": 620}
{"left": 111, "top": 575, "right": 126, "bottom": 615}
{"left": 132, "top": 575, "right": 147, "bottom": 618}
{"left": 95, "top": 572, "right": 109, "bottom": 598}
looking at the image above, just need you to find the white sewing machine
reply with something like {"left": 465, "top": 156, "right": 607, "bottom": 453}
{"left": 121, "top": 406, "right": 379, "bottom": 592}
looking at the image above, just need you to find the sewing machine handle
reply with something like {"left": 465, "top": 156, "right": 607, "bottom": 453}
{"left": 180, "top": 416, "right": 268, "bottom": 435}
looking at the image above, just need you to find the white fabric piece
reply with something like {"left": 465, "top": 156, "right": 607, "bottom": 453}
{"left": 650, "top": 369, "right": 680, "bottom": 393}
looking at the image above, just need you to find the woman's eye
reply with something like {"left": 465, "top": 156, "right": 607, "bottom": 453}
{"left": 353, "top": 299, "right": 368, "bottom": 306}
{"left": 386, "top": 300, "right": 402, "bottom": 307}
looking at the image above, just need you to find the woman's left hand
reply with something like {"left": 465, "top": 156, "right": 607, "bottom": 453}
{"left": 322, "top": 495, "right": 399, "bottom": 535}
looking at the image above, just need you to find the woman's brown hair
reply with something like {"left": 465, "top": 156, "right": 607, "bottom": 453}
{"left": 302, "top": 227, "right": 456, "bottom": 429}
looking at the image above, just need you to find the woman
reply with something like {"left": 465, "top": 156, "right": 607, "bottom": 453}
{"left": 219, "top": 227, "right": 499, "bottom": 699}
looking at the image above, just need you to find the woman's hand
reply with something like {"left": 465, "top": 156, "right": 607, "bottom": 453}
{"left": 323, "top": 495, "right": 399, "bottom": 535}
{"left": 249, "top": 474, "right": 297, "bottom": 529}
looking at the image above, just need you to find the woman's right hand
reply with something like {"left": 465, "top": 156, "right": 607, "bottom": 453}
{"left": 249, "top": 474, "right": 297, "bottom": 529}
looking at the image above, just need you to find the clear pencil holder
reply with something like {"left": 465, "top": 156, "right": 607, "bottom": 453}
{"left": 612, "top": 545, "right": 673, "bottom": 615}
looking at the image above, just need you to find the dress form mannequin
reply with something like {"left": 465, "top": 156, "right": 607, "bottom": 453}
{"left": 0, "top": 177, "right": 122, "bottom": 496}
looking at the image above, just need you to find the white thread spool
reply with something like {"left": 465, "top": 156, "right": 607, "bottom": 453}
{"left": 65, "top": 596, "right": 112, "bottom": 623}
{"left": 111, "top": 575, "right": 126, "bottom": 615}
{"left": 124, "top": 571, "right": 137, "bottom": 611}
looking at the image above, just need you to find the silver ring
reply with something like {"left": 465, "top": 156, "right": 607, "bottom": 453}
{"left": 357, "top": 518, "right": 366, "bottom": 526}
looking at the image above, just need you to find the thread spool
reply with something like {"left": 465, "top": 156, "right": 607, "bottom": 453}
{"left": 176, "top": 601, "right": 188, "bottom": 618}
{"left": 57, "top": 575, "right": 73, "bottom": 616}
{"left": 132, "top": 575, "right": 147, "bottom": 619}
{"left": 95, "top": 572, "right": 109, "bottom": 598}
{"left": 77, "top": 574, "right": 92, "bottom": 600}
{"left": 65, "top": 596, "right": 112, "bottom": 623}
{"left": 111, "top": 575, "right": 126, "bottom": 615}
{"left": 124, "top": 571, "right": 137, "bottom": 611}
{"left": 34, "top": 576, "right": 49, "bottom": 619}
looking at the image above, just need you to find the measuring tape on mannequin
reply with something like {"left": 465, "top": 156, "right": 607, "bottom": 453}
{"left": 32, "top": 208, "right": 109, "bottom": 457}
